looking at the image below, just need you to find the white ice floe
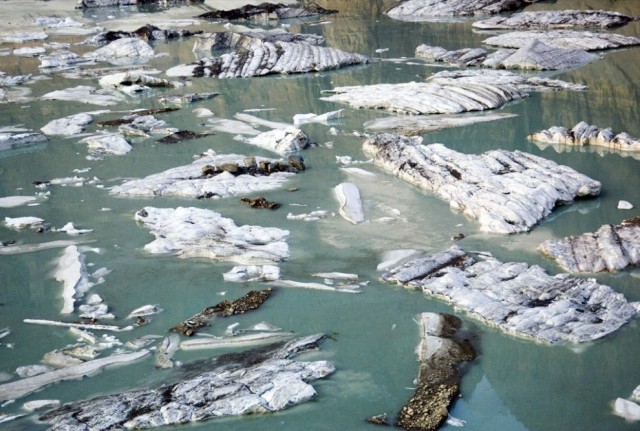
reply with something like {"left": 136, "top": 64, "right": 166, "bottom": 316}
{"left": 364, "top": 112, "right": 517, "bottom": 135}
{"left": 35, "top": 16, "right": 84, "bottom": 29}
{"left": 134, "top": 206, "right": 290, "bottom": 264}
{"left": 54, "top": 245, "right": 90, "bottom": 314}
{"left": 207, "top": 118, "right": 261, "bottom": 135}
{"left": 293, "top": 109, "right": 344, "bottom": 125}
{"left": 13, "top": 47, "right": 46, "bottom": 57}
{"left": 39, "top": 50, "right": 95, "bottom": 70}
{"left": 0, "top": 240, "right": 89, "bottom": 255}
{"left": 614, "top": 398, "right": 640, "bottom": 421}
{"left": 52, "top": 222, "right": 93, "bottom": 235}
{"left": 618, "top": 201, "right": 633, "bottom": 210}
{"left": 380, "top": 246, "right": 639, "bottom": 344}
{"left": 0, "top": 132, "right": 48, "bottom": 151}
{"left": 41, "top": 85, "right": 125, "bottom": 106}
{"left": 180, "top": 332, "right": 292, "bottom": 350}
{"left": 269, "top": 279, "right": 361, "bottom": 293}
{"left": 83, "top": 37, "right": 155, "bottom": 65}
{"left": 80, "top": 133, "right": 132, "bottom": 156}
{"left": 126, "top": 304, "right": 163, "bottom": 319}
{"left": 0, "top": 350, "right": 149, "bottom": 402}
{"left": 0, "top": 196, "right": 38, "bottom": 208}
{"left": 247, "top": 127, "right": 310, "bottom": 154}
{"left": 99, "top": 71, "right": 182, "bottom": 94}
{"left": 193, "top": 108, "right": 214, "bottom": 118}
{"left": 222, "top": 265, "right": 281, "bottom": 282}
{"left": 22, "top": 399, "right": 61, "bottom": 412}
{"left": 334, "top": 182, "right": 365, "bottom": 224}
{"left": 287, "top": 210, "right": 333, "bottom": 221}
{"left": 110, "top": 151, "right": 296, "bottom": 199}
{"left": 0, "top": 31, "right": 48, "bottom": 43}
{"left": 4, "top": 216, "right": 45, "bottom": 230}
{"left": 312, "top": 272, "right": 359, "bottom": 281}
{"left": 41, "top": 113, "right": 94, "bottom": 136}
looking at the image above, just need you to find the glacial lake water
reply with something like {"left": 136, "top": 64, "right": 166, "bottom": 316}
{"left": 1, "top": 0, "right": 640, "bottom": 430}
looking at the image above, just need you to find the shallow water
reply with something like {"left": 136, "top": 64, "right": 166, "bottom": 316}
{"left": 1, "top": 0, "right": 640, "bottom": 430}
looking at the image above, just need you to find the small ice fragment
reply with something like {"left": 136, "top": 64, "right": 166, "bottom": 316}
{"left": 614, "top": 398, "right": 640, "bottom": 421}
{"left": 618, "top": 200, "right": 633, "bottom": 210}
{"left": 375, "top": 48, "right": 389, "bottom": 53}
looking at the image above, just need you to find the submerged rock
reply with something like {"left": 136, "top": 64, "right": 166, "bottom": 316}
{"left": 379, "top": 246, "right": 639, "bottom": 344}
{"left": 110, "top": 150, "right": 301, "bottom": 199}
{"left": 38, "top": 334, "right": 333, "bottom": 430}
{"left": 483, "top": 30, "right": 640, "bottom": 51}
{"left": 362, "top": 133, "right": 600, "bottom": 234}
{"left": 321, "top": 69, "right": 585, "bottom": 115}
{"left": 156, "top": 130, "right": 213, "bottom": 144}
{"left": 397, "top": 313, "right": 475, "bottom": 431}
{"left": 171, "top": 289, "right": 274, "bottom": 336}
{"left": 473, "top": 9, "right": 636, "bottom": 30}
{"left": 134, "top": 206, "right": 290, "bottom": 263}
{"left": 387, "top": 0, "right": 544, "bottom": 20}
{"left": 417, "top": 39, "right": 598, "bottom": 70}
{"left": 528, "top": 121, "right": 640, "bottom": 153}
{"left": 159, "top": 92, "right": 219, "bottom": 105}
{"left": 167, "top": 31, "right": 368, "bottom": 78}
{"left": 197, "top": 2, "right": 337, "bottom": 21}
{"left": 241, "top": 196, "right": 281, "bottom": 209}
{"left": 538, "top": 217, "right": 640, "bottom": 273}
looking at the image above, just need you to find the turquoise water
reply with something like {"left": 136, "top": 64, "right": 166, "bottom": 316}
{"left": 1, "top": 1, "right": 640, "bottom": 430}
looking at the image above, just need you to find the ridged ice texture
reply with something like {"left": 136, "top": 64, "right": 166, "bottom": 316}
{"left": 483, "top": 30, "right": 640, "bottom": 51}
{"left": 416, "top": 39, "right": 598, "bottom": 70}
{"left": 38, "top": 334, "right": 334, "bottom": 430}
{"left": 109, "top": 152, "right": 294, "bottom": 198}
{"left": 379, "top": 246, "right": 640, "bottom": 344}
{"left": 387, "top": 0, "right": 544, "bottom": 20}
{"left": 167, "top": 40, "right": 368, "bottom": 78}
{"left": 362, "top": 133, "right": 601, "bottom": 234}
{"left": 134, "top": 206, "right": 290, "bottom": 264}
{"left": 539, "top": 218, "right": 640, "bottom": 273}
{"left": 528, "top": 121, "right": 640, "bottom": 152}
{"left": 473, "top": 9, "right": 636, "bottom": 30}
{"left": 321, "top": 69, "right": 586, "bottom": 115}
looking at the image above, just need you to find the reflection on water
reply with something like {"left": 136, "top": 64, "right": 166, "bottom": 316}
{"left": 1, "top": 1, "right": 640, "bottom": 430}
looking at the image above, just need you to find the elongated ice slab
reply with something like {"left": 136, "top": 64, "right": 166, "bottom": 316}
{"left": 110, "top": 151, "right": 297, "bottom": 199}
{"left": 363, "top": 133, "right": 600, "bottom": 234}
{"left": 135, "top": 206, "right": 290, "bottom": 264}
{"left": 473, "top": 9, "right": 636, "bottom": 30}
{"left": 483, "top": 30, "right": 640, "bottom": 51}
{"left": 528, "top": 121, "right": 640, "bottom": 153}
{"left": 387, "top": 0, "right": 545, "bottom": 21}
{"left": 334, "top": 182, "right": 365, "bottom": 224}
{"left": 379, "top": 246, "right": 639, "bottom": 344}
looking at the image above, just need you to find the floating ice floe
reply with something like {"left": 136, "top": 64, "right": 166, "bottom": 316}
{"left": 396, "top": 313, "right": 475, "bottom": 431}
{"left": 386, "top": 0, "right": 545, "bottom": 21}
{"left": 38, "top": 50, "right": 95, "bottom": 70}
{"left": 99, "top": 71, "right": 183, "bottom": 94}
{"left": 37, "top": 334, "right": 333, "bottom": 429}
{"left": 293, "top": 109, "right": 344, "bottom": 125}
{"left": 0, "top": 196, "right": 38, "bottom": 208}
{"left": 41, "top": 113, "right": 94, "bottom": 136}
{"left": 167, "top": 31, "right": 368, "bottom": 78}
{"left": 35, "top": 16, "right": 84, "bottom": 29}
{"left": 539, "top": 217, "right": 640, "bottom": 273}
{"left": 155, "top": 335, "right": 180, "bottom": 369}
{"left": 416, "top": 39, "right": 599, "bottom": 70}
{"left": 180, "top": 332, "right": 293, "bottom": 350}
{"left": 483, "top": 30, "right": 640, "bottom": 51}
{"left": 0, "top": 131, "right": 48, "bottom": 151}
{"left": 334, "top": 182, "right": 365, "bottom": 224}
{"left": 159, "top": 92, "right": 219, "bottom": 105}
{"left": 110, "top": 150, "right": 301, "bottom": 199}
{"left": 379, "top": 245, "right": 639, "bottom": 344}
{"left": 83, "top": 24, "right": 202, "bottom": 45}
{"left": 23, "top": 399, "right": 61, "bottom": 412}
{"left": 197, "top": 2, "right": 337, "bottom": 21}
{"left": 473, "top": 9, "right": 636, "bottom": 30}
{"left": 0, "top": 350, "right": 149, "bottom": 402}
{"left": 528, "top": 121, "right": 640, "bottom": 153}
{"left": 13, "top": 47, "right": 46, "bottom": 57}
{"left": 0, "top": 239, "right": 90, "bottom": 255}
{"left": 619, "top": 201, "right": 634, "bottom": 210}
{"left": 246, "top": 127, "right": 310, "bottom": 154}
{"left": 269, "top": 279, "right": 361, "bottom": 293}
{"left": 4, "top": 216, "right": 45, "bottom": 230}
{"left": 135, "top": 206, "right": 290, "bottom": 264}
{"left": 363, "top": 133, "right": 600, "bottom": 234}
{"left": 41, "top": 85, "right": 125, "bottom": 106}
{"left": 614, "top": 398, "right": 640, "bottom": 421}
{"left": 286, "top": 210, "right": 333, "bottom": 221}
{"left": 364, "top": 112, "right": 517, "bottom": 136}
{"left": 223, "top": 265, "right": 281, "bottom": 282}
{"left": 0, "top": 31, "right": 48, "bottom": 43}
{"left": 126, "top": 304, "right": 163, "bottom": 319}
{"left": 52, "top": 222, "right": 93, "bottom": 235}
{"left": 321, "top": 69, "right": 586, "bottom": 115}
{"left": 80, "top": 133, "right": 132, "bottom": 156}
{"left": 54, "top": 245, "right": 90, "bottom": 314}
{"left": 83, "top": 37, "right": 155, "bottom": 65}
